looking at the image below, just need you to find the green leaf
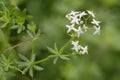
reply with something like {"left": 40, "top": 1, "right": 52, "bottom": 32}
{"left": 36, "top": 29, "right": 41, "bottom": 37}
{"left": 10, "top": 66, "right": 23, "bottom": 73}
{"left": 30, "top": 53, "right": 36, "bottom": 62}
{"left": 27, "top": 22, "right": 36, "bottom": 35}
{"left": 1, "top": 54, "right": 6, "bottom": 61}
{"left": 16, "top": 62, "right": 28, "bottom": 67}
{"left": 18, "top": 54, "right": 29, "bottom": 62}
{"left": 22, "top": 66, "right": 30, "bottom": 74}
{"left": 26, "top": 30, "right": 33, "bottom": 37}
{"left": 53, "top": 57, "right": 58, "bottom": 64}
{"left": 54, "top": 43, "right": 58, "bottom": 51}
{"left": 47, "top": 47, "right": 55, "bottom": 54}
{"left": 11, "top": 25, "right": 18, "bottom": 29}
{"left": 0, "top": 22, "right": 8, "bottom": 28}
{"left": 29, "top": 67, "right": 33, "bottom": 77}
{"left": 4, "top": 65, "right": 9, "bottom": 71}
{"left": 17, "top": 28, "right": 22, "bottom": 34}
{"left": 33, "top": 65, "right": 44, "bottom": 71}
{"left": 60, "top": 56, "right": 70, "bottom": 61}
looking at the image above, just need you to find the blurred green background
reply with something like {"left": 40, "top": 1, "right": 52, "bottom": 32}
{"left": 1, "top": 0, "right": 120, "bottom": 80}
{"left": 18, "top": 0, "right": 120, "bottom": 80}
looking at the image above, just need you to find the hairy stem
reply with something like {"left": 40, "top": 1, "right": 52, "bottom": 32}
{"left": 3, "top": 36, "right": 39, "bottom": 53}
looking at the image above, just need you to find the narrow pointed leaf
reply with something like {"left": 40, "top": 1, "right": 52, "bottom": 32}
{"left": 31, "top": 53, "right": 36, "bottom": 62}
{"left": 22, "top": 66, "right": 30, "bottom": 74}
{"left": 29, "top": 67, "right": 33, "bottom": 77}
{"left": 10, "top": 66, "right": 23, "bottom": 73}
{"left": 36, "top": 29, "right": 41, "bottom": 36}
{"left": 53, "top": 57, "right": 58, "bottom": 64}
{"left": 54, "top": 43, "right": 58, "bottom": 51}
{"left": 26, "top": 30, "right": 33, "bottom": 37}
{"left": 33, "top": 65, "right": 44, "bottom": 71}
{"left": 17, "top": 28, "right": 22, "bottom": 34}
{"left": 47, "top": 47, "right": 55, "bottom": 54}
{"left": 1, "top": 23, "right": 8, "bottom": 28}
{"left": 60, "top": 56, "right": 70, "bottom": 60}
{"left": 16, "top": 61, "right": 28, "bottom": 67}
{"left": 11, "top": 25, "right": 18, "bottom": 29}
{"left": 18, "top": 54, "right": 29, "bottom": 62}
{"left": 1, "top": 54, "right": 6, "bottom": 61}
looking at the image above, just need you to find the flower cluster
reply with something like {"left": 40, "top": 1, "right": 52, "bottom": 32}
{"left": 71, "top": 41, "right": 88, "bottom": 55}
{"left": 66, "top": 10, "right": 101, "bottom": 54}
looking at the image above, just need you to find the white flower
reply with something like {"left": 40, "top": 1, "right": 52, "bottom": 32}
{"left": 74, "top": 26, "right": 84, "bottom": 38}
{"left": 66, "top": 24, "right": 75, "bottom": 33}
{"left": 93, "top": 26, "right": 100, "bottom": 35}
{"left": 80, "top": 46, "right": 88, "bottom": 54}
{"left": 87, "top": 10, "right": 95, "bottom": 18}
{"left": 71, "top": 41, "right": 79, "bottom": 46}
{"left": 66, "top": 11, "right": 79, "bottom": 20}
{"left": 77, "top": 11, "right": 87, "bottom": 18}
{"left": 82, "top": 24, "right": 88, "bottom": 32}
{"left": 71, "top": 41, "right": 81, "bottom": 52}
{"left": 91, "top": 19, "right": 100, "bottom": 26}
{"left": 71, "top": 15, "right": 80, "bottom": 24}
{"left": 68, "top": 10, "right": 79, "bottom": 16}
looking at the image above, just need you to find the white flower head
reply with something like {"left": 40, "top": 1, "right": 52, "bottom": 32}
{"left": 87, "top": 10, "right": 95, "bottom": 18}
{"left": 66, "top": 11, "right": 79, "bottom": 20}
{"left": 74, "top": 26, "right": 84, "bottom": 38}
{"left": 91, "top": 19, "right": 100, "bottom": 26}
{"left": 66, "top": 24, "right": 75, "bottom": 33}
{"left": 93, "top": 26, "right": 100, "bottom": 35}
{"left": 71, "top": 15, "right": 80, "bottom": 24}
{"left": 72, "top": 45, "right": 81, "bottom": 52}
{"left": 80, "top": 46, "right": 88, "bottom": 55}
{"left": 78, "top": 11, "right": 87, "bottom": 18}
{"left": 71, "top": 41, "right": 79, "bottom": 46}
{"left": 68, "top": 10, "right": 79, "bottom": 16}
{"left": 71, "top": 41, "right": 81, "bottom": 52}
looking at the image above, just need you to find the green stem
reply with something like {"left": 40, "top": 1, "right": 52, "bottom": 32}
{"left": 59, "top": 37, "right": 74, "bottom": 54}
{"left": 3, "top": 36, "right": 39, "bottom": 53}
{"left": 32, "top": 56, "right": 54, "bottom": 65}
{"left": 84, "top": 15, "right": 90, "bottom": 25}
{"left": 63, "top": 52, "right": 77, "bottom": 57}
{"left": 31, "top": 38, "right": 36, "bottom": 54}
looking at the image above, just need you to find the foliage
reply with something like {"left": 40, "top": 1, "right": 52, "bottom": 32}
{"left": 0, "top": 0, "right": 120, "bottom": 80}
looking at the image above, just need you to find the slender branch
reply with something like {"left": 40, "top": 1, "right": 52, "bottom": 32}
{"left": 33, "top": 57, "right": 48, "bottom": 65}
{"left": 84, "top": 15, "right": 90, "bottom": 25}
{"left": 3, "top": 36, "right": 39, "bottom": 53}
{"left": 33, "top": 55, "right": 55, "bottom": 65}
{"left": 59, "top": 37, "right": 74, "bottom": 54}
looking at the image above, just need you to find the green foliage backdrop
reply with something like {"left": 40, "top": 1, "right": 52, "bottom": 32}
{"left": 0, "top": 0, "right": 120, "bottom": 80}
